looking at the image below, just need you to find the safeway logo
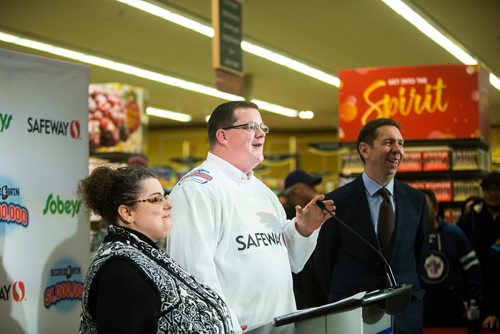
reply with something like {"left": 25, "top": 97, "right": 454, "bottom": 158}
{"left": 0, "top": 113, "right": 13, "bottom": 133}
{"left": 0, "top": 281, "right": 26, "bottom": 302}
{"left": 69, "top": 120, "right": 81, "bottom": 139}
{"left": 27, "top": 117, "right": 81, "bottom": 140}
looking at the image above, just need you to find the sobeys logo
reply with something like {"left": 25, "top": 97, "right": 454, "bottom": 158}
{"left": 0, "top": 113, "right": 13, "bottom": 133}
{"left": 42, "top": 194, "right": 81, "bottom": 217}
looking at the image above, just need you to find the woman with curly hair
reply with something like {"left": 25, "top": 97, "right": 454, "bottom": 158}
{"left": 78, "top": 165, "right": 234, "bottom": 333}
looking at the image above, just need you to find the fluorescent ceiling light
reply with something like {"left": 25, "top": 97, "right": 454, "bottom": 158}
{"left": 379, "top": 0, "right": 500, "bottom": 92}
{"left": 146, "top": 107, "right": 191, "bottom": 122}
{"left": 251, "top": 99, "right": 298, "bottom": 117}
{"left": 0, "top": 30, "right": 298, "bottom": 117}
{"left": 241, "top": 42, "right": 340, "bottom": 87}
{"left": 117, "top": 0, "right": 339, "bottom": 88}
{"left": 490, "top": 73, "right": 500, "bottom": 92}
{"left": 117, "top": 0, "right": 213, "bottom": 37}
{"left": 298, "top": 111, "right": 314, "bottom": 119}
{"left": 380, "top": 0, "right": 477, "bottom": 65}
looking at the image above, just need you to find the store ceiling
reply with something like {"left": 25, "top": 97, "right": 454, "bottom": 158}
{"left": 1, "top": 0, "right": 499, "bottom": 132}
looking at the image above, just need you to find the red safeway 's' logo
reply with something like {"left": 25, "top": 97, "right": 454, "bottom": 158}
{"left": 12, "top": 281, "right": 25, "bottom": 302}
{"left": 70, "top": 120, "right": 80, "bottom": 139}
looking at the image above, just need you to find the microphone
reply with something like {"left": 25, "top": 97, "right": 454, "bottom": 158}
{"left": 316, "top": 200, "right": 397, "bottom": 288}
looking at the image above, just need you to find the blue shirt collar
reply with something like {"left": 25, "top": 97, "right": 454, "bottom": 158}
{"left": 362, "top": 172, "right": 395, "bottom": 197}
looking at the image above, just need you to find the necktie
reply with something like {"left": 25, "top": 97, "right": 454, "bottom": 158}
{"left": 378, "top": 187, "right": 394, "bottom": 259}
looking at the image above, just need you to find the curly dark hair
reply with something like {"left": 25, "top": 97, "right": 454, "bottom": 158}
{"left": 207, "top": 101, "right": 258, "bottom": 148}
{"left": 77, "top": 165, "right": 155, "bottom": 224}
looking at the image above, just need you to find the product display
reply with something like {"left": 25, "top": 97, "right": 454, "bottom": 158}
{"left": 340, "top": 140, "right": 489, "bottom": 224}
{"left": 88, "top": 83, "right": 146, "bottom": 154}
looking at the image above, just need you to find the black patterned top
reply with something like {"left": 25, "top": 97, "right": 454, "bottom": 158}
{"left": 80, "top": 225, "right": 234, "bottom": 333}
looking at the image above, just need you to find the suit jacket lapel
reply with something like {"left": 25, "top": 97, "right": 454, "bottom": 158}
{"left": 391, "top": 179, "right": 407, "bottom": 259}
{"left": 349, "top": 178, "right": 379, "bottom": 248}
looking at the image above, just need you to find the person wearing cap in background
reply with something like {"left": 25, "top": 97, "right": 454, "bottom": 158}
{"left": 457, "top": 171, "right": 500, "bottom": 329}
{"left": 281, "top": 170, "right": 323, "bottom": 309}
{"left": 282, "top": 170, "right": 323, "bottom": 220}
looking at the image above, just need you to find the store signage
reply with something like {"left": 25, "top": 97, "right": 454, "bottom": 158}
{"left": 42, "top": 194, "right": 81, "bottom": 218}
{"left": 0, "top": 281, "right": 26, "bottom": 302}
{"left": 0, "top": 201, "right": 29, "bottom": 227}
{"left": 27, "top": 117, "right": 81, "bottom": 139}
{"left": 0, "top": 48, "right": 88, "bottom": 332}
{"left": 215, "top": 68, "right": 244, "bottom": 96}
{"left": 212, "top": 0, "right": 243, "bottom": 73}
{"left": 89, "top": 83, "right": 146, "bottom": 153}
{"left": 43, "top": 259, "right": 84, "bottom": 310}
{"left": 212, "top": 0, "right": 244, "bottom": 96}
{"left": 338, "top": 64, "right": 490, "bottom": 143}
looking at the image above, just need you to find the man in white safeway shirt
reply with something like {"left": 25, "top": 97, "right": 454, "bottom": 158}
{"left": 168, "top": 101, "right": 334, "bottom": 331}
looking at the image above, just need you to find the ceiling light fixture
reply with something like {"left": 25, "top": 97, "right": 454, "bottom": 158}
{"left": 146, "top": 107, "right": 192, "bottom": 122}
{"left": 0, "top": 30, "right": 298, "bottom": 117}
{"left": 241, "top": 42, "right": 340, "bottom": 87}
{"left": 298, "top": 111, "right": 314, "bottom": 119}
{"left": 490, "top": 73, "right": 500, "bottom": 92}
{"left": 117, "top": 0, "right": 214, "bottom": 37}
{"left": 380, "top": 0, "right": 500, "bottom": 91}
{"left": 251, "top": 99, "right": 298, "bottom": 117}
{"left": 117, "top": 0, "right": 340, "bottom": 88}
{"left": 119, "top": 0, "right": 498, "bottom": 92}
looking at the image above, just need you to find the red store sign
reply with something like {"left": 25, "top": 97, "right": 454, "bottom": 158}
{"left": 338, "top": 64, "right": 490, "bottom": 143}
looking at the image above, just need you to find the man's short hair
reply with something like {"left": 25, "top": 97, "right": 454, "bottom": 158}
{"left": 357, "top": 118, "right": 401, "bottom": 163}
{"left": 207, "top": 101, "right": 258, "bottom": 148}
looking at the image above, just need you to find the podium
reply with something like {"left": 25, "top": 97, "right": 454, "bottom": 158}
{"left": 246, "top": 284, "right": 412, "bottom": 334}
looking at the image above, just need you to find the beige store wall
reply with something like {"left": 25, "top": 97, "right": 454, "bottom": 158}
{"left": 491, "top": 126, "right": 500, "bottom": 170}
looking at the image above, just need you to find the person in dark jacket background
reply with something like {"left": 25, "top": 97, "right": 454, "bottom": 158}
{"left": 458, "top": 172, "right": 500, "bottom": 279}
{"left": 420, "top": 189, "right": 482, "bottom": 327}
{"left": 457, "top": 172, "right": 500, "bottom": 330}
{"left": 482, "top": 238, "right": 500, "bottom": 330}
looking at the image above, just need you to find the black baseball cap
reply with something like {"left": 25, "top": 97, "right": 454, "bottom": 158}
{"left": 480, "top": 171, "right": 500, "bottom": 188}
{"left": 284, "top": 170, "right": 322, "bottom": 189}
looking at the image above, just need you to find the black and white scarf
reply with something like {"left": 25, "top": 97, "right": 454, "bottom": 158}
{"left": 80, "top": 225, "right": 234, "bottom": 333}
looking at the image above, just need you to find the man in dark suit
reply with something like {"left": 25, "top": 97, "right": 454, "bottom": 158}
{"left": 311, "top": 118, "right": 429, "bottom": 334}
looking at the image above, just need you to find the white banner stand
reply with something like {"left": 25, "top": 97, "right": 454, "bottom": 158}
{"left": 0, "top": 48, "right": 89, "bottom": 333}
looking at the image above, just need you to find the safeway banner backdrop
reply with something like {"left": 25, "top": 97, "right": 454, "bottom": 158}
{"left": 0, "top": 49, "right": 89, "bottom": 333}
{"left": 338, "top": 64, "right": 491, "bottom": 143}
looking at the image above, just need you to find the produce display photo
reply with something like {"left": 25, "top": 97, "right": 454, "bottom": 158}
{"left": 88, "top": 83, "right": 145, "bottom": 154}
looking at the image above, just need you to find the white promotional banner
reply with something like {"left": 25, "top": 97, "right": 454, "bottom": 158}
{"left": 0, "top": 49, "right": 89, "bottom": 333}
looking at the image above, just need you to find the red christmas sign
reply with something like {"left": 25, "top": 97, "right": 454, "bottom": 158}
{"left": 338, "top": 64, "right": 490, "bottom": 143}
